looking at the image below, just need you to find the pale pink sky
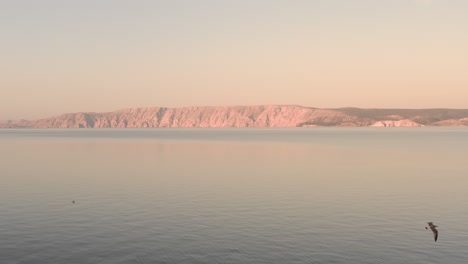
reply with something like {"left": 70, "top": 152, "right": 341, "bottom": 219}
{"left": 1, "top": 0, "right": 467, "bottom": 120}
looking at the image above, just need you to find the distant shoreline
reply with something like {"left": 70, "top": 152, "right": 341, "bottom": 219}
{"left": 2, "top": 105, "right": 468, "bottom": 128}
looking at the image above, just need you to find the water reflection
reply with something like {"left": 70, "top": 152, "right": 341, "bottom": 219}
{"left": 1, "top": 129, "right": 468, "bottom": 264}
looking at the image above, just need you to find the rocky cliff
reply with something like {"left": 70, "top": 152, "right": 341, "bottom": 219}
{"left": 2, "top": 105, "right": 468, "bottom": 128}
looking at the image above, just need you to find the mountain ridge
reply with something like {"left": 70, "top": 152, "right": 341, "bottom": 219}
{"left": 2, "top": 105, "right": 468, "bottom": 128}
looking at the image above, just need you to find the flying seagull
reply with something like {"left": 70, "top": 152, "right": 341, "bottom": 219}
{"left": 425, "top": 222, "right": 438, "bottom": 241}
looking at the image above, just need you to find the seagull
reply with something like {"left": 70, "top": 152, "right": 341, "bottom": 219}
{"left": 426, "top": 222, "right": 438, "bottom": 242}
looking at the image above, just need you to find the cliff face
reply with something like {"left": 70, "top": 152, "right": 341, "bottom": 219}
{"left": 2, "top": 105, "right": 468, "bottom": 128}
{"left": 370, "top": 119, "right": 423, "bottom": 127}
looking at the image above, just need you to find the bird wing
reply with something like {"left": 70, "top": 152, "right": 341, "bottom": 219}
{"left": 430, "top": 227, "right": 438, "bottom": 241}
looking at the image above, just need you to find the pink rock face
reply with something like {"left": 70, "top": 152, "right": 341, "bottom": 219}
{"left": 432, "top": 118, "right": 468, "bottom": 126}
{"left": 1, "top": 105, "right": 468, "bottom": 128}
{"left": 371, "top": 119, "right": 424, "bottom": 127}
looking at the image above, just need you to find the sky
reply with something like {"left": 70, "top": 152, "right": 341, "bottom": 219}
{"left": 1, "top": 0, "right": 467, "bottom": 120}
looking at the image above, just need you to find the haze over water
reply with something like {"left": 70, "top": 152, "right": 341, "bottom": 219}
{"left": 1, "top": 128, "right": 468, "bottom": 263}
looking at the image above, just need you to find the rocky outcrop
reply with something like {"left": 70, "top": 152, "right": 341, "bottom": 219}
{"left": 371, "top": 119, "right": 424, "bottom": 127}
{"left": 0, "top": 119, "right": 28, "bottom": 128}
{"left": 2, "top": 105, "right": 468, "bottom": 128}
{"left": 432, "top": 118, "right": 468, "bottom": 127}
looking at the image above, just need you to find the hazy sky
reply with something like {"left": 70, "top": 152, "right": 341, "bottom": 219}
{"left": 1, "top": 0, "right": 467, "bottom": 120}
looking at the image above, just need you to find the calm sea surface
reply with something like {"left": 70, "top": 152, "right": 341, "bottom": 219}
{"left": 1, "top": 128, "right": 468, "bottom": 264}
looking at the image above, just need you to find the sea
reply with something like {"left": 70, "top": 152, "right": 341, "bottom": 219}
{"left": 1, "top": 128, "right": 468, "bottom": 264}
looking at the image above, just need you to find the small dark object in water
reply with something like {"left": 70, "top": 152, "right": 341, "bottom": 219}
{"left": 72, "top": 200, "right": 75, "bottom": 204}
